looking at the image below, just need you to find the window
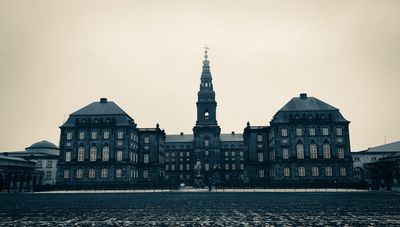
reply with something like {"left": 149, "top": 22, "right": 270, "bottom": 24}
{"left": 144, "top": 154, "right": 149, "bottom": 163}
{"left": 91, "top": 131, "right": 97, "bottom": 140}
{"left": 78, "top": 146, "right": 84, "bottom": 161}
{"left": 143, "top": 170, "right": 149, "bottom": 179}
{"left": 117, "top": 131, "right": 123, "bottom": 139}
{"left": 66, "top": 132, "right": 73, "bottom": 140}
{"left": 258, "top": 153, "right": 264, "bottom": 162}
{"left": 282, "top": 148, "right": 289, "bottom": 160}
{"left": 259, "top": 169, "right": 265, "bottom": 178}
{"left": 340, "top": 167, "right": 346, "bottom": 176}
{"left": 283, "top": 167, "right": 290, "bottom": 177}
{"left": 257, "top": 144, "right": 263, "bottom": 149}
{"left": 89, "top": 169, "right": 95, "bottom": 178}
{"left": 296, "top": 128, "right": 302, "bottom": 136}
{"left": 63, "top": 169, "right": 70, "bottom": 179}
{"left": 325, "top": 166, "right": 333, "bottom": 176}
{"left": 269, "top": 151, "right": 275, "bottom": 160}
{"left": 371, "top": 157, "right": 377, "bottom": 161}
{"left": 204, "top": 139, "right": 209, "bottom": 147}
{"left": 46, "top": 160, "right": 53, "bottom": 168}
{"left": 309, "top": 128, "right": 316, "bottom": 136}
{"left": 257, "top": 134, "right": 263, "bottom": 142}
{"left": 65, "top": 151, "right": 71, "bottom": 162}
{"left": 322, "top": 127, "right": 329, "bottom": 136}
{"left": 354, "top": 157, "right": 360, "bottom": 161}
{"left": 269, "top": 169, "right": 275, "bottom": 177}
{"left": 186, "top": 164, "right": 190, "bottom": 170}
{"left": 186, "top": 152, "right": 190, "bottom": 157}
{"left": 36, "top": 160, "right": 42, "bottom": 168}
{"left": 205, "top": 150, "right": 209, "bottom": 156}
{"left": 281, "top": 128, "right": 288, "bottom": 137}
{"left": 231, "top": 164, "right": 236, "bottom": 170}
{"left": 102, "top": 146, "right": 109, "bottom": 161}
{"left": 323, "top": 143, "right": 331, "bottom": 159}
{"left": 240, "top": 163, "right": 244, "bottom": 170}
{"left": 116, "top": 169, "right": 122, "bottom": 178}
{"left": 205, "top": 163, "right": 210, "bottom": 171}
{"left": 103, "top": 131, "right": 109, "bottom": 139}
{"left": 180, "top": 152, "right": 184, "bottom": 157}
{"left": 336, "top": 128, "right": 343, "bottom": 136}
{"left": 79, "top": 132, "right": 85, "bottom": 140}
{"left": 165, "top": 152, "right": 169, "bottom": 158}
{"left": 298, "top": 167, "right": 305, "bottom": 176}
{"left": 225, "top": 163, "right": 229, "bottom": 170}
{"left": 310, "top": 144, "right": 318, "bottom": 159}
{"left": 240, "top": 151, "right": 243, "bottom": 157}
{"left": 171, "top": 152, "right": 175, "bottom": 157}
{"left": 116, "top": 151, "right": 123, "bottom": 161}
{"left": 46, "top": 171, "right": 52, "bottom": 179}
{"left": 171, "top": 165, "right": 175, "bottom": 171}
{"left": 204, "top": 110, "right": 209, "bottom": 120}
{"left": 144, "top": 136, "right": 149, "bottom": 144}
{"left": 165, "top": 165, "right": 169, "bottom": 171}
{"left": 312, "top": 167, "right": 319, "bottom": 176}
{"left": 90, "top": 146, "right": 97, "bottom": 161}
{"left": 144, "top": 145, "right": 149, "bottom": 150}
{"left": 296, "top": 144, "right": 304, "bottom": 159}
{"left": 101, "top": 168, "right": 108, "bottom": 178}
{"left": 179, "top": 164, "right": 183, "bottom": 171}
{"left": 76, "top": 169, "right": 83, "bottom": 179}
{"left": 225, "top": 151, "right": 229, "bottom": 157}
{"left": 338, "top": 148, "right": 345, "bottom": 159}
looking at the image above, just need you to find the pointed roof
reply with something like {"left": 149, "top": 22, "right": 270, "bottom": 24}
{"left": 201, "top": 45, "right": 212, "bottom": 78}
{"left": 71, "top": 98, "right": 129, "bottom": 116}
{"left": 278, "top": 93, "right": 338, "bottom": 112}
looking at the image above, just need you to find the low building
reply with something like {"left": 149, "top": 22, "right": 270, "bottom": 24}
{"left": 352, "top": 141, "right": 400, "bottom": 186}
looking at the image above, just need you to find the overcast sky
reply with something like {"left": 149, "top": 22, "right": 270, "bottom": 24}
{"left": 0, "top": 0, "right": 399, "bottom": 152}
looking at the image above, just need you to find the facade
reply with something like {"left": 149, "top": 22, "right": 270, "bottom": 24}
{"left": 57, "top": 98, "right": 166, "bottom": 188}
{"left": 57, "top": 49, "right": 354, "bottom": 188}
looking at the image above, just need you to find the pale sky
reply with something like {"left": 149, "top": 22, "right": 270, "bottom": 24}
{"left": 0, "top": 0, "right": 399, "bottom": 152}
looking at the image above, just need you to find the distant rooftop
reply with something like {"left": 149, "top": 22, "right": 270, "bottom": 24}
{"left": 366, "top": 141, "right": 400, "bottom": 153}
{"left": 166, "top": 134, "right": 194, "bottom": 143}
{"left": 71, "top": 98, "right": 131, "bottom": 117}
{"left": 278, "top": 93, "right": 338, "bottom": 112}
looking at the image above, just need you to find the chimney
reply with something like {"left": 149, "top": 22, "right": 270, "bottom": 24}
{"left": 180, "top": 132, "right": 184, "bottom": 136}
{"left": 300, "top": 93, "right": 307, "bottom": 99}
{"left": 100, "top": 98, "right": 107, "bottom": 103}
{"left": 231, "top": 131, "right": 235, "bottom": 135}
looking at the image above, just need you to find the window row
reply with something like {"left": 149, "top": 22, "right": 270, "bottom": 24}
{"left": 269, "top": 145, "right": 345, "bottom": 160}
{"left": 63, "top": 169, "right": 149, "bottom": 179}
{"left": 36, "top": 160, "right": 53, "bottom": 168}
{"left": 66, "top": 147, "right": 124, "bottom": 162}
{"left": 281, "top": 127, "right": 343, "bottom": 137}
{"left": 260, "top": 167, "right": 347, "bottom": 177}
{"left": 66, "top": 131, "right": 128, "bottom": 140}
{"left": 225, "top": 163, "right": 244, "bottom": 170}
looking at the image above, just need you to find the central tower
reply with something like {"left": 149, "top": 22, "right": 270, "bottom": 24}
{"left": 192, "top": 47, "right": 221, "bottom": 185}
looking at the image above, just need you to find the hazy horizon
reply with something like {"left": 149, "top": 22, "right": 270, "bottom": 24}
{"left": 0, "top": 1, "right": 399, "bottom": 152}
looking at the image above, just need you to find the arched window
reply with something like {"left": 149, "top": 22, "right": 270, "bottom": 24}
{"left": 325, "top": 166, "right": 332, "bottom": 176}
{"left": 323, "top": 143, "right": 331, "bottom": 159}
{"left": 204, "top": 110, "right": 209, "bottom": 120}
{"left": 296, "top": 143, "right": 304, "bottom": 159}
{"left": 90, "top": 146, "right": 97, "bottom": 161}
{"left": 78, "top": 146, "right": 84, "bottom": 162}
{"left": 310, "top": 144, "right": 318, "bottom": 159}
{"left": 102, "top": 146, "right": 109, "bottom": 161}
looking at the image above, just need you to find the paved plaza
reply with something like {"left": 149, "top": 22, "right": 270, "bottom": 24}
{"left": 0, "top": 192, "right": 399, "bottom": 226}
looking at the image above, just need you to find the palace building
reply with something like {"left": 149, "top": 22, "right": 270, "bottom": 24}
{"left": 57, "top": 49, "right": 354, "bottom": 188}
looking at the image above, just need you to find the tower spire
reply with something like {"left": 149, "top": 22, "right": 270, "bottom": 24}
{"left": 201, "top": 45, "right": 212, "bottom": 78}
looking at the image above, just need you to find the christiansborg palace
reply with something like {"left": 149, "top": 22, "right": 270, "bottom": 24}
{"left": 56, "top": 50, "right": 354, "bottom": 188}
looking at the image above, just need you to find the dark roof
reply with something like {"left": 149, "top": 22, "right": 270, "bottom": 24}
{"left": 220, "top": 133, "right": 243, "bottom": 142}
{"left": 26, "top": 140, "right": 58, "bottom": 150}
{"left": 278, "top": 94, "right": 338, "bottom": 112}
{"left": 166, "top": 134, "right": 194, "bottom": 143}
{"left": 366, "top": 141, "right": 400, "bottom": 153}
{"left": 272, "top": 94, "right": 349, "bottom": 123}
{"left": 71, "top": 98, "right": 130, "bottom": 116}
{"left": 61, "top": 98, "right": 134, "bottom": 127}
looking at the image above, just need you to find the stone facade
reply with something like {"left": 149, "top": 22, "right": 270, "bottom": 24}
{"left": 57, "top": 50, "right": 354, "bottom": 188}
